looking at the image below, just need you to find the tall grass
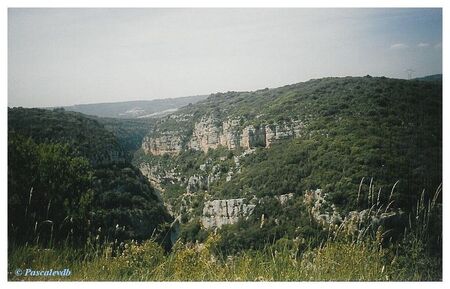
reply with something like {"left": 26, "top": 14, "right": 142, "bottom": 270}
{"left": 9, "top": 236, "right": 439, "bottom": 281}
{"left": 8, "top": 184, "right": 442, "bottom": 281}
{"left": 7, "top": 237, "right": 392, "bottom": 281}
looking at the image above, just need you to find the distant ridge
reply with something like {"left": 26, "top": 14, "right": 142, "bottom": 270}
{"left": 62, "top": 95, "right": 208, "bottom": 119}
{"left": 413, "top": 74, "right": 442, "bottom": 82}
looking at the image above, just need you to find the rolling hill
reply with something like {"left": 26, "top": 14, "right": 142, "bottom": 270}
{"left": 61, "top": 95, "right": 208, "bottom": 119}
{"left": 133, "top": 75, "right": 442, "bottom": 250}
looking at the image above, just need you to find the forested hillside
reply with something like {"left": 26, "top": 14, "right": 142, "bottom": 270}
{"left": 136, "top": 76, "right": 441, "bottom": 256}
{"left": 8, "top": 76, "right": 442, "bottom": 281}
{"left": 8, "top": 108, "right": 173, "bottom": 250}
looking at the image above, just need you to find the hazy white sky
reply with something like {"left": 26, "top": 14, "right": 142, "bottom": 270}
{"left": 8, "top": 8, "right": 442, "bottom": 107}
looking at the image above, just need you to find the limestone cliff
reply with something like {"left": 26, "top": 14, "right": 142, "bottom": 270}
{"left": 188, "top": 117, "right": 224, "bottom": 152}
{"left": 200, "top": 193, "right": 295, "bottom": 229}
{"left": 220, "top": 119, "right": 241, "bottom": 149}
{"left": 264, "top": 120, "right": 304, "bottom": 148}
{"left": 142, "top": 133, "right": 183, "bottom": 155}
{"left": 141, "top": 116, "right": 305, "bottom": 155}
{"left": 201, "top": 198, "right": 256, "bottom": 229}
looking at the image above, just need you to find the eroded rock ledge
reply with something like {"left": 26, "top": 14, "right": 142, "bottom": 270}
{"left": 200, "top": 198, "right": 256, "bottom": 229}
{"left": 142, "top": 116, "right": 304, "bottom": 155}
{"left": 200, "top": 193, "right": 295, "bottom": 229}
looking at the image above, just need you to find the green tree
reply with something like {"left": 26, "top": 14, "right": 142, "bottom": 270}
{"left": 8, "top": 134, "right": 94, "bottom": 246}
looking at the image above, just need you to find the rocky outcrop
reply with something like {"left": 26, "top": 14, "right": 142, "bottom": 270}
{"left": 220, "top": 119, "right": 241, "bottom": 149}
{"left": 303, "top": 189, "right": 406, "bottom": 239}
{"left": 142, "top": 134, "right": 182, "bottom": 155}
{"left": 141, "top": 116, "right": 305, "bottom": 155}
{"left": 188, "top": 117, "right": 223, "bottom": 152}
{"left": 275, "top": 193, "right": 294, "bottom": 205}
{"left": 201, "top": 198, "right": 256, "bottom": 229}
{"left": 189, "top": 117, "right": 241, "bottom": 152}
{"left": 239, "top": 120, "right": 305, "bottom": 149}
{"left": 186, "top": 175, "right": 208, "bottom": 193}
{"left": 264, "top": 121, "right": 304, "bottom": 148}
{"left": 240, "top": 125, "right": 266, "bottom": 149}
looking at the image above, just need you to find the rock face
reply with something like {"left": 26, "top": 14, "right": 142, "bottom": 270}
{"left": 142, "top": 134, "right": 182, "bottom": 155}
{"left": 141, "top": 116, "right": 305, "bottom": 155}
{"left": 189, "top": 117, "right": 241, "bottom": 152}
{"left": 220, "top": 119, "right": 241, "bottom": 149}
{"left": 186, "top": 175, "right": 208, "bottom": 193}
{"left": 201, "top": 198, "right": 256, "bottom": 229}
{"left": 303, "top": 189, "right": 406, "bottom": 239}
{"left": 188, "top": 117, "right": 221, "bottom": 152}
{"left": 264, "top": 121, "right": 305, "bottom": 148}
{"left": 240, "top": 125, "right": 266, "bottom": 149}
{"left": 275, "top": 193, "right": 294, "bottom": 205}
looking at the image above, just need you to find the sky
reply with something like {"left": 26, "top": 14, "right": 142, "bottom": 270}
{"left": 8, "top": 8, "right": 442, "bottom": 108}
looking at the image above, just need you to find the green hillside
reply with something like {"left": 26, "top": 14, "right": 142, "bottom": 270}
{"left": 8, "top": 76, "right": 442, "bottom": 281}
{"left": 221, "top": 76, "right": 441, "bottom": 208}
{"left": 140, "top": 76, "right": 441, "bottom": 208}
{"left": 8, "top": 108, "right": 173, "bottom": 249}
{"left": 135, "top": 76, "right": 441, "bottom": 255}
{"left": 8, "top": 108, "right": 125, "bottom": 166}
